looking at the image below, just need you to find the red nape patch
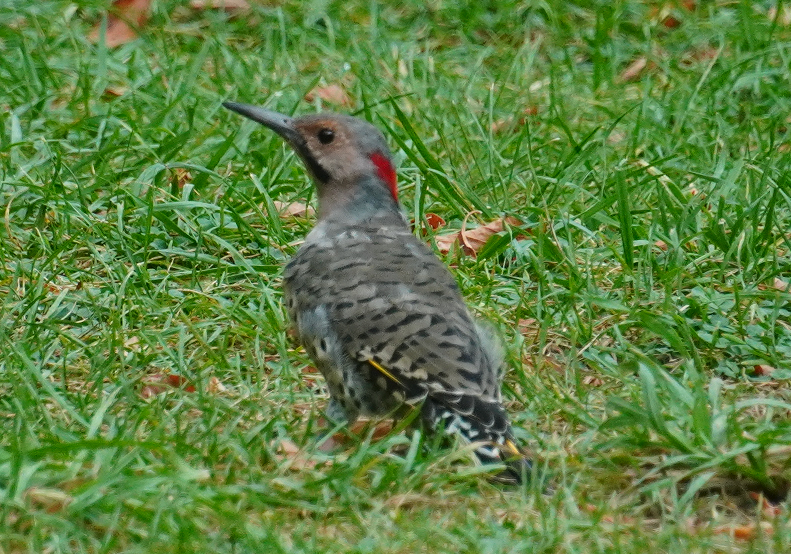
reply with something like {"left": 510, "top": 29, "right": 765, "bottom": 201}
{"left": 370, "top": 152, "right": 398, "bottom": 201}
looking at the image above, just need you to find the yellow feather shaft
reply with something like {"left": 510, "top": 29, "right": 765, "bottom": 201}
{"left": 367, "top": 359, "right": 402, "bottom": 385}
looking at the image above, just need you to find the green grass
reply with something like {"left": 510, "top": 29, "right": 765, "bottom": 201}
{"left": 2, "top": 0, "right": 791, "bottom": 552}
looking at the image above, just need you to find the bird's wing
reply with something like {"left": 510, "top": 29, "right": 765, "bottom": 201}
{"left": 285, "top": 223, "right": 502, "bottom": 400}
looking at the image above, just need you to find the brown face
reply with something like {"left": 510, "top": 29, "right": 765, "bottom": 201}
{"left": 290, "top": 117, "right": 356, "bottom": 184}
{"left": 222, "top": 102, "right": 398, "bottom": 202}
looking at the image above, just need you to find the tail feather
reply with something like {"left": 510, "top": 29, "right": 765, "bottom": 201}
{"left": 422, "top": 393, "right": 532, "bottom": 484}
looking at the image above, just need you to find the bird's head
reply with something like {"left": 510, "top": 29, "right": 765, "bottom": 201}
{"left": 223, "top": 102, "right": 399, "bottom": 218}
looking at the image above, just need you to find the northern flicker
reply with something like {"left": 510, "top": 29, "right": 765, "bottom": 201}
{"left": 224, "top": 101, "right": 531, "bottom": 483}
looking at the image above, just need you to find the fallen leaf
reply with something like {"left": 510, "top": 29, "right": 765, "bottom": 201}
{"left": 651, "top": 1, "right": 695, "bottom": 29}
{"left": 424, "top": 213, "right": 446, "bottom": 231}
{"left": 385, "top": 493, "right": 439, "bottom": 510}
{"left": 754, "top": 364, "right": 777, "bottom": 377}
{"left": 88, "top": 0, "right": 152, "bottom": 48}
{"left": 491, "top": 106, "right": 539, "bottom": 134}
{"left": 305, "top": 84, "right": 351, "bottom": 107}
{"left": 749, "top": 492, "right": 784, "bottom": 517}
{"left": 768, "top": 5, "right": 791, "bottom": 25}
{"left": 529, "top": 78, "right": 549, "bottom": 92}
{"left": 102, "top": 85, "right": 128, "bottom": 98}
{"left": 579, "top": 503, "right": 636, "bottom": 524}
{"left": 25, "top": 487, "right": 73, "bottom": 513}
{"left": 123, "top": 335, "right": 141, "bottom": 358}
{"left": 582, "top": 375, "right": 604, "bottom": 387}
{"left": 173, "top": 168, "right": 192, "bottom": 190}
{"left": 434, "top": 215, "right": 520, "bottom": 256}
{"left": 275, "top": 439, "right": 322, "bottom": 470}
{"left": 140, "top": 373, "right": 196, "bottom": 398}
{"left": 490, "top": 118, "right": 511, "bottom": 133}
{"left": 682, "top": 46, "right": 720, "bottom": 66}
{"left": 434, "top": 230, "right": 461, "bottom": 254}
{"left": 459, "top": 214, "right": 520, "bottom": 256}
{"left": 713, "top": 522, "right": 774, "bottom": 540}
{"left": 537, "top": 356, "right": 565, "bottom": 375}
{"left": 347, "top": 419, "right": 396, "bottom": 441}
{"left": 272, "top": 200, "right": 315, "bottom": 218}
{"left": 618, "top": 57, "right": 648, "bottom": 82}
{"left": 654, "top": 240, "right": 668, "bottom": 251}
{"left": 189, "top": 0, "right": 250, "bottom": 10}
{"left": 301, "top": 365, "right": 320, "bottom": 388}
{"left": 278, "top": 439, "right": 300, "bottom": 456}
{"left": 773, "top": 277, "right": 790, "bottom": 291}
{"left": 517, "top": 318, "right": 538, "bottom": 335}
{"left": 207, "top": 376, "right": 226, "bottom": 394}
{"left": 662, "top": 15, "right": 682, "bottom": 28}
{"left": 606, "top": 130, "right": 626, "bottom": 145}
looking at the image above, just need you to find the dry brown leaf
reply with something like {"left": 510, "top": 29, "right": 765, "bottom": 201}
{"left": 662, "top": 14, "right": 682, "bottom": 28}
{"left": 349, "top": 419, "right": 396, "bottom": 440}
{"left": 278, "top": 439, "right": 300, "bottom": 456}
{"left": 606, "top": 130, "right": 626, "bottom": 145}
{"left": 749, "top": 492, "right": 784, "bottom": 517}
{"left": 753, "top": 364, "right": 777, "bottom": 377}
{"left": 301, "top": 364, "right": 321, "bottom": 388}
{"left": 491, "top": 106, "right": 539, "bottom": 134}
{"left": 652, "top": 1, "right": 695, "bottom": 29}
{"left": 123, "top": 335, "right": 141, "bottom": 357}
{"left": 102, "top": 86, "right": 128, "bottom": 98}
{"left": 433, "top": 230, "right": 461, "bottom": 255}
{"left": 768, "top": 5, "right": 791, "bottom": 26}
{"left": 517, "top": 318, "right": 538, "bottom": 335}
{"left": 619, "top": 57, "right": 648, "bottom": 82}
{"left": 582, "top": 375, "right": 604, "bottom": 387}
{"left": 434, "top": 215, "right": 520, "bottom": 256}
{"left": 459, "top": 215, "right": 520, "bottom": 256}
{"left": 305, "top": 84, "right": 351, "bottom": 107}
{"left": 654, "top": 240, "right": 668, "bottom": 251}
{"left": 490, "top": 118, "right": 511, "bottom": 133}
{"left": 189, "top": 0, "right": 250, "bottom": 10}
{"left": 25, "top": 487, "right": 73, "bottom": 513}
{"left": 207, "top": 376, "right": 226, "bottom": 394}
{"left": 275, "top": 439, "right": 323, "bottom": 470}
{"left": 174, "top": 168, "right": 192, "bottom": 190}
{"left": 683, "top": 46, "right": 720, "bottom": 65}
{"left": 538, "top": 356, "right": 565, "bottom": 375}
{"left": 713, "top": 522, "right": 774, "bottom": 540}
{"left": 773, "top": 277, "right": 790, "bottom": 291}
{"left": 424, "top": 212, "right": 446, "bottom": 231}
{"left": 88, "top": 0, "right": 152, "bottom": 48}
{"left": 272, "top": 200, "right": 315, "bottom": 218}
{"left": 327, "top": 420, "right": 397, "bottom": 449}
{"left": 580, "top": 503, "right": 636, "bottom": 524}
{"left": 140, "top": 373, "right": 196, "bottom": 398}
{"left": 385, "top": 493, "right": 439, "bottom": 510}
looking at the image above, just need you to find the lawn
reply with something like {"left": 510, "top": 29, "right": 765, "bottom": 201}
{"left": 2, "top": 0, "right": 791, "bottom": 552}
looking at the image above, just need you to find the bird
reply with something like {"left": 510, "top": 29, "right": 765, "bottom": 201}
{"left": 223, "top": 101, "right": 531, "bottom": 483}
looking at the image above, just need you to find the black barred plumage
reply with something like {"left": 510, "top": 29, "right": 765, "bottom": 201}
{"left": 223, "top": 101, "right": 532, "bottom": 483}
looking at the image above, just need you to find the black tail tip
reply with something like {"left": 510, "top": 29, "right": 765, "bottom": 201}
{"left": 493, "top": 456, "right": 533, "bottom": 485}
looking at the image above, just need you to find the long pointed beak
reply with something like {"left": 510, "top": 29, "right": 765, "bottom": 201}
{"left": 222, "top": 102, "right": 302, "bottom": 145}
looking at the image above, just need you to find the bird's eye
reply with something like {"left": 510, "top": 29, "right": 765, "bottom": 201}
{"left": 317, "top": 128, "right": 335, "bottom": 144}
